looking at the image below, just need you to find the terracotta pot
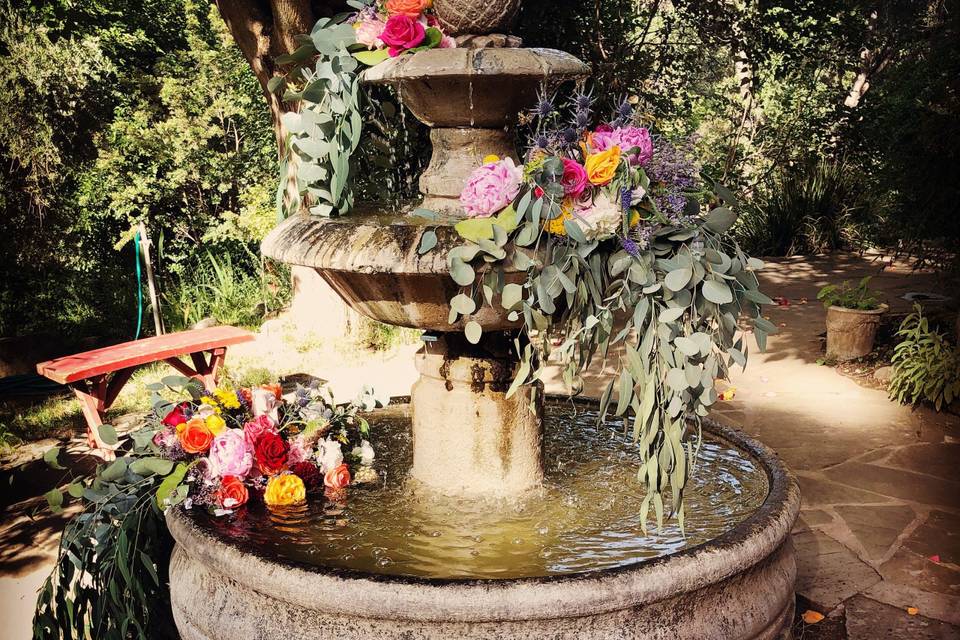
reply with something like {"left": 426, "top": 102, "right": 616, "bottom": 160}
{"left": 825, "top": 304, "right": 888, "bottom": 361}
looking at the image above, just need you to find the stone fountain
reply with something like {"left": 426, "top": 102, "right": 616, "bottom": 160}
{"left": 166, "top": 1, "right": 800, "bottom": 637}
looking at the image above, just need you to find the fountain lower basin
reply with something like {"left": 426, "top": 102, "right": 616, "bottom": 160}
{"left": 166, "top": 399, "right": 800, "bottom": 640}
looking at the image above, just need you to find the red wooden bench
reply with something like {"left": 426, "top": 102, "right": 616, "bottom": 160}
{"left": 36, "top": 326, "right": 255, "bottom": 458}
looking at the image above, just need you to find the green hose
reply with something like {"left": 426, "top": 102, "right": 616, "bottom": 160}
{"left": 134, "top": 228, "right": 144, "bottom": 340}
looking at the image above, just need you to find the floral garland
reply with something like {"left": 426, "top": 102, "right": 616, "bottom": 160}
{"left": 152, "top": 380, "right": 380, "bottom": 512}
{"left": 443, "top": 94, "right": 776, "bottom": 529}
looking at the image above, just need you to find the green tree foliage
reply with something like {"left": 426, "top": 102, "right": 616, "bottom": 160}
{"left": 0, "top": 0, "right": 281, "bottom": 339}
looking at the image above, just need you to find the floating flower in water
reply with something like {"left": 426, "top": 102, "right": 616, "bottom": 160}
{"left": 216, "top": 475, "right": 249, "bottom": 509}
{"left": 351, "top": 439, "right": 376, "bottom": 466}
{"left": 254, "top": 432, "right": 289, "bottom": 475}
{"left": 264, "top": 474, "right": 307, "bottom": 507}
{"left": 324, "top": 463, "right": 352, "bottom": 490}
{"left": 207, "top": 428, "right": 254, "bottom": 478}
{"left": 459, "top": 157, "right": 524, "bottom": 218}
{"left": 317, "top": 438, "right": 344, "bottom": 473}
{"left": 353, "top": 465, "right": 379, "bottom": 484}
{"left": 179, "top": 418, "right": 214, "bottom": 454}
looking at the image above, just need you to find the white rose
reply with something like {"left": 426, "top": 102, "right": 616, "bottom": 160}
{"left": 316, "top": 439, "right": 344, "bottom": 473}
{"left": 575, "top": 193, "right": 621, "bottom": 240}
{"left": 251, "top": 388, "right": 279, "bottom": 423}
{"left": 351, "top": 440, "right": 375, "bottom": 466}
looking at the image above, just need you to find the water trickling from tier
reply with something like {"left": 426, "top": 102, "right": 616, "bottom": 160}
{"left": 189, "top": 401, "right": 768, "bottom": 579}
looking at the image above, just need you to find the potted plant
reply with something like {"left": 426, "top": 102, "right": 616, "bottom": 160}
{"left": 817, "top": 276, "right": 888, "bottom": 361}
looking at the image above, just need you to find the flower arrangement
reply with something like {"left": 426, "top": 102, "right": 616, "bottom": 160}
{"left": 445, "top": 93, "right": 776, "bottom": 529}
{"left": 350, "top": 0, "right": 455, "bottom": 65}
{"left": 153, "top": 380, "right": 380, "bottom": 512}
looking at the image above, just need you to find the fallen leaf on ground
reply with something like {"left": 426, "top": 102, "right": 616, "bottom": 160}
{"left": 774, "top": 296, "right": 790, "bottom": 307}
{"left": 799, "top": 297, "right": 808, "bottom": 304}
{"left": 929, "top": 555, "right": 940, "bottom": 563}
{"left": 802, "top": 610, "right": 824, "bottom": 624}
{"left": 906, "top": 607, "right": 919, "bottom": 616}
{"left": 719, "top": 387, "right": 736, "bottom": 401}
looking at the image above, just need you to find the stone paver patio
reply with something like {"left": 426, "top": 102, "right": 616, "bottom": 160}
{"left": 1, "top": 252, "right": 958, "bottom": 638}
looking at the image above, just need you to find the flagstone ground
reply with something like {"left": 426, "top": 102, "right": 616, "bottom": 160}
{"left": 1, "top": 252, "right": 957, "bottom": 639}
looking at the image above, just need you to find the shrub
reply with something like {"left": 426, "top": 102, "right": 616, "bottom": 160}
{"left": 816, "top": 276, "right": 882, "bottom": 311}
{"left": 889, "top": 305, "right": 960, "bottom": 411}
{"left": 736, "top": 158, "right": 875, "bottom": 256}
{"left": 162, "top": 251, "right": 290, "bottom": 331}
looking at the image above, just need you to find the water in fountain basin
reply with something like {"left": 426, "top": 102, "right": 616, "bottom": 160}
{"left": 192, "top": 400, "right": 768, "bottom": 579}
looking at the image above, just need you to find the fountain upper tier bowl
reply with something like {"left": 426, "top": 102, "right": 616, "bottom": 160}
{"left": 362, "top": 47, "right": 589, "bottom": 128}
{"left": 261, "top": 210, "right": 525, "bottom": 332}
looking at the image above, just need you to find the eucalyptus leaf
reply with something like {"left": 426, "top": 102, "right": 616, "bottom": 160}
{"left": 702, "top": 280, "right": 733, "bottom": 304}
{"left": 464, "top": 321, "right": 482, "bottom": 344}
{"left": 417, "top": 229, "right": 438, "bottom": 255}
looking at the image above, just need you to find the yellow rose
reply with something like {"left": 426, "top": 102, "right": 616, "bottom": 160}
{"left": 264, "top": 474, "right": 306, "bottom": 507}
{"left": 482, "top": 154, "right": 500, "bottom": 164}
{"left": 585, "top": 146, "right": 621, "bottom": 186}
{"left": 205, "top": 414, "right": 227, "bottom": 435}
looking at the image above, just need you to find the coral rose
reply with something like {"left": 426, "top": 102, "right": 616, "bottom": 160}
{"left": 380, "top": 15, "right": 425, "bottom": 57}
{"left": 217, "top": 475, "right": 249, "bottom": 509}
{"left": 324, "top": 463, "right": 352, "bottom": 489}
{"left": 585, "top": 146, "right": 621, "bottom": 186}
{"left": 254, "top": 432, "right": 289, "bottom": 475}
{"left": 179, "top": 418, "right": 214, "bottom": 454}
{"left": 264, "top": 474, "right": 306, "bottom": 507}
{"left": 385, "top": 0, "right": 430, "bottom": 18}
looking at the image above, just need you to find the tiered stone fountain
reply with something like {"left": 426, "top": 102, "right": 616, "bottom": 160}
{"left": 166, "top": 1, "right": 800, "bottom": 637}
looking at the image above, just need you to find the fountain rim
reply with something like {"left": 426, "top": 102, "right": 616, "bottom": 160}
{"left": 166, "top": 396, "right": 800, "bottom": 623}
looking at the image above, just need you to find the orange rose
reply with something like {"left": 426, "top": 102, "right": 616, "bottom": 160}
{"left": 259, "top": 383, "right": 282, "bottom": 400}
{"left": 264, "top": 474, "right": 307, "bottom": 507}
{"left": 217, "top": 475, "right": 249, "bottom": 509}
{"left": 324, "top": 463, "right": 351, "bottom": 490}
{"left": 585, "top": 146, "right": 621, "bottom": 185}
{"left": 179, "top": 417, "right": 213, "bottom": 454}
{"left": 385, "top": 0, "right": 431, "bottom": 17}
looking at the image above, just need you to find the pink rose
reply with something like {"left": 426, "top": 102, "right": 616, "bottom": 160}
{"left": 207, "top": 428, "right": 254, "bottom": 478}
{"left": 439, "top": 34, "right": 457, "bottom": 49}
{"left": 354, "top": 15, "right": 386, "bottom": 49}
{"left": 459, "top": 157, "right": 524, "bottom": 218}
{"left": 243, "top": 414, "right": 276, "bottom": 448}
{"left": 560, "top": 158, "right": 588, "bottom": 197}
{"left": 380, "top": 15, "right": 425, "bottom": 57}
{"left": 617, "top": 126, "right": 653, "bottom": 166}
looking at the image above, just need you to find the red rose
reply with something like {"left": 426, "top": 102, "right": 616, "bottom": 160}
{"left": 254, "top": 432, "right": 289, "bottom": 475}
{"left": 162, "top": 402, "right": 189, "bottom": 427}
{"left": 380, "top": 15, "right": 425, "bottom": 57}
{"left": 217, "top": 475, "right": 249, "bottom": 508}
{"left": 290, "top": 461, "right": 323, "bottom": 490}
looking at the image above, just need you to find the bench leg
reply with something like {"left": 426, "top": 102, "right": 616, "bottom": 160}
{"left": 164, "top": 348, "right": 228, "bottom": 391}
{"left": 70, "top": 378, "right": 119, "bottom": 461}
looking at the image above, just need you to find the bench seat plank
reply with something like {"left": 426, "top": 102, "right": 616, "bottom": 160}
{"left": 36, "top": 326, "right": 255, "bottom": 385}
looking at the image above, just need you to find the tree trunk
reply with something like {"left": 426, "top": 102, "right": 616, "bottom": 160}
{"left": 215, "top": 0, "right": 359, "bottom": 339}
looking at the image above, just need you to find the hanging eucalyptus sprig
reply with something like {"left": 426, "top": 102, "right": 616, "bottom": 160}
{"left": 441, "top": 96, "right": 776, "bottom": 531}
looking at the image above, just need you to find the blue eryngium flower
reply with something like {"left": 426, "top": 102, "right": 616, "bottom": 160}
{"left": 533, "top": 93, "right": 555, "bottom": 118}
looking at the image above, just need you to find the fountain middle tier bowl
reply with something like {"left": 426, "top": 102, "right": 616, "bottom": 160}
{"left": 261, "top": 210, "right": 526, "bottom": 332}
{"left": 167, "top": 399, "right": 800, "bottom": 640}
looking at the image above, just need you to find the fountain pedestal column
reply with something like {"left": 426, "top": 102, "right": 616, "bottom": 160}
{"left": 410, "top": 332, "right": 543, "bottom": 496}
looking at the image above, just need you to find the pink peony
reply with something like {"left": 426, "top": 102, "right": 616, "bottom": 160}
{"left": 459, "top": 157, "right": 524, "bottom": 218}
{"left": 354, "top": 15, "right": 386, "bottom": 49}
{"left": 207, "top": 428, "right": 254, "bottom": 478}
{"left": 243, "top": 414, "right": 277, "bottom": 448}
{"left": 380, "top": 15, "right": 425, "bottom": 57}
{"left": 589, "top": 129, "right": 619, "bottom": 153}
{"left": 560, "top": 158, "right": 588, "bottom": 197}
{"left": 617, "top": 126, "right": 653, "bottom": 166}
{"left": 287, "top": 435, "right": 313, "bottom": 466}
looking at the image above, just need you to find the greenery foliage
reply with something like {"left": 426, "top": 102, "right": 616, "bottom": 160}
{"left": 889, "top": 304, "right": 960, "bottom": 411}
{"left": 816, "top": 276, "right": 882, "bottom": 311}
{"left": 1, "top": 0, "right": 282, "bottom": 339}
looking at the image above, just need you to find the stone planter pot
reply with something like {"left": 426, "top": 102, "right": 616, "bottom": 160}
{"left": 166, "top": 418, "right": 800, "bottom": 640}
{"left": 825, "top": 304, "right": 888, "bottom": 361}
